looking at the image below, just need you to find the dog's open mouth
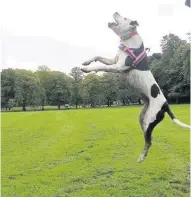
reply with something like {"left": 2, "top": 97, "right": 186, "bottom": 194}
{"left": 108, "top": 18, "right": 118, "bottom": 27}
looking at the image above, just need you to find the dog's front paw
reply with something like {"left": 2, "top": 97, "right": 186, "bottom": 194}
{"left": 81, "top": 67, "right": 91, "bottom": 73}
{"left": 82, "top": 61, "right": 91, "bottom": 66}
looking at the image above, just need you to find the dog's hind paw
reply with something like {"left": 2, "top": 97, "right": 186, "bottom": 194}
{"left": 137, "top": 154, "right": 146, "bottom": 163}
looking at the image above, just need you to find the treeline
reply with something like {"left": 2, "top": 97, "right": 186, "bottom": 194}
{"left": 1, "top": 33, "right": 190, "bottom": 111}
{"left": 1, "top": 66, "right": 141, "bottom": 111}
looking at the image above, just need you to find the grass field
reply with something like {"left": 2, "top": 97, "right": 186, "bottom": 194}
{"left": 1, "top": 105, "right": 190, "bottom": 197}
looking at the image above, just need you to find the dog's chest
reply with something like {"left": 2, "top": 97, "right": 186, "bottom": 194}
{"left": 124, "top": 70, "right": 164, "bottom": 99}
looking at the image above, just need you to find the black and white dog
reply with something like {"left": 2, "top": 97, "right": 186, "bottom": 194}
{"left": 81, "top": 12, "right": 190, "bottom": 162}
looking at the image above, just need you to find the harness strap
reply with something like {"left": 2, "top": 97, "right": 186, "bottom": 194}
{"left": 124, "top": 47, "right": 137, "bottom": 59}
{"left": 119, "top": 43, "right": 147, "bottom": 67}
{"left": 133, "top": 50, "right": 146, "bottom": 64}
{"left": 132, "top": 52, "right": 147, "bottom": 67}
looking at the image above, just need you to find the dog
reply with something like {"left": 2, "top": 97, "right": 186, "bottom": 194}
{"left": 81, "top": 12, "right": 191, "bottom": 162}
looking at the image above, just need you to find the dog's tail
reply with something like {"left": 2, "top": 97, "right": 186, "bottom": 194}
{"left": 164, "top": 103, "right": 191, "bottom": 129}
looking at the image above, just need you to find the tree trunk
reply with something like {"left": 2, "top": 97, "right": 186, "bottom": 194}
{"left": 58, "top": 104, "right": 61, "bottom": 110}
{"left": 107, "top": 99, "right": 109, "bottom": 107}
{"left": 22, "top": 100, "right": 26, "bottom": 111}
{"left": 176, "top": 97, "right": 179, "bottom": 104}
{"left": 22, "top": 105, "right": 26, "bottom": 111}
{"left": 41, "top": 100, "right": 45, "bottom": 111}
{"left": 138, "top": 98, "right": 141, "bottom": 105}
{"left": 75, "top": 101, "right": 78, "bottom": 109}
{"left": 178, "top": 97, "right": 180, "bottom": 104}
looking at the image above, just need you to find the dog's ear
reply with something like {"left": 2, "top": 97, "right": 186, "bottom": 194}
{"left": 130, "top": 20, "right": 139, "bottom": 26}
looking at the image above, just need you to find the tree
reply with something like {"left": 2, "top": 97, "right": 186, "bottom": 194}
{"left": 14, "top": 69, "right": 42, "bottom": 111}
{"left": 161, "top": 34, "right": 187, "bottom": 62}
{"left": 186, "top": 32, "right": 191, "bottom": 43}
{"left": 37, "top": 65, "right": 50, "bottom": 72}
{"left": 35, "top": 66, "right": 51, "bottom": 106}
{"left": 49, "top": 71, "right": 72, "bottom": 109}
{"left": 1, "top": 69, "right": 15, "bottom": 110}
{"left": 36, "top": 68, "right": 72, "bottom": 109}
{"left": 150, "top": 33, "right": 190, "bottom": 103}
{"left": 167, "top": 43, "right": 190, "bottom": 103}
{"left": 117, "top": 74, "right": 129, "bottom": 105}
{"left": 150, "top": 59, "right": 167, "bottom": 90}
{"left": 100, "top": 73, "right": 119, "bottom": 106}
{"left": 81, "top": 74, "right": 102, "bottom": 107}
{"left": 38, "top": 85, "right": 46, "bottom": 110}
{"left": 70, "top": 67, "right": 84, "bottom": 109}
{"left": 182, "top": 45, "right": 190, "bottom": 83}
{"left": 7, "top": 99, "right": 15, "bottom": 110}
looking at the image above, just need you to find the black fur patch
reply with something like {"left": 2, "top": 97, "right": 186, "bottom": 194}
{"left": 130, "top": 20, "right": 139, "bottom": 26}
{"left": 125, "top": 56, "right": 134, "bottom": 67}
{"left": 161, "top": 101, "right": 176, "bottom": 119}
{"left": 145, "top": 103, "right": 166, "bottom": 143}
{"left": 151, "top": 84, "right": 160, "bottom": 98}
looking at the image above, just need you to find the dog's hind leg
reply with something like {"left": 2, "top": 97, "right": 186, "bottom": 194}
{"left": 137, "top": 98, "right": 149, "bottom": 162}
{"left": 137, "top": 102, "right": 166, "bottom": 163}
{"left": 139, "top": 96, "right": 149, "bottom": 131}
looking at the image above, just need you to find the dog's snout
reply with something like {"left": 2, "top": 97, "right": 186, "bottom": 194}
{"left": 114, "top": 12, "right": 119, "bottom": 15}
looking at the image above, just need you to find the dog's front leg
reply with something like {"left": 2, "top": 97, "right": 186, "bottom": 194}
{"left": 82, "top": 56, "right": 117, "bottom": 66}
{"left": 81, "top": 63, "right": 128, "bottom": 73}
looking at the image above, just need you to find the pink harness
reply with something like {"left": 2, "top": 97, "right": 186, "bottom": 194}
{"left": 119, "top": 32, "right": 149, "bottom": 67}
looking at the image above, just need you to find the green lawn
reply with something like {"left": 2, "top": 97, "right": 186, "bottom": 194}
{"left": 1, "top": 105, "right": 190, "bottom": 197}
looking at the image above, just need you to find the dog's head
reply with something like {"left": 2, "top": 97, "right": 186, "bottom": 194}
{"left": 108, "top": 12, "right": 139, "bottom": 38}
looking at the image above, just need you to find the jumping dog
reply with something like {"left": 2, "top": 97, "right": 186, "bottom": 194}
{"left": 81, "top": 12, "right": 190, "bottom": 162}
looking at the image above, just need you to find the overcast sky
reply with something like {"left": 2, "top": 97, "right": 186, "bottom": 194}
{"left": 0, "top": 0, "right": 190, "bottom": 73}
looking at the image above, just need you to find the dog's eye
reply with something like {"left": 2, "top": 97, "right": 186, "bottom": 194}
{"left": 124, "top": 18, "right": 127, "bottom": 20}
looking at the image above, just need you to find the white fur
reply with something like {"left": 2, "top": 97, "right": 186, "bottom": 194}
{"left": 173, "top": 119, "right": 191, "bottom": 129}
